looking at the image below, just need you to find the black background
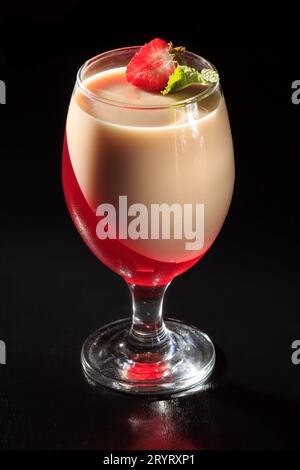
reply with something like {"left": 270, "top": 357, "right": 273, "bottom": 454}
{"left": 0, "top": 2, "right": 300, "bottom": 450}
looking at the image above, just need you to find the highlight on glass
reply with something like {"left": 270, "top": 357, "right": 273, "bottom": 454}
{"left": 62, "top": 40, "right": 234, "bottom": 395}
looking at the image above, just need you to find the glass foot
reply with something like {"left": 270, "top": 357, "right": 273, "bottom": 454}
{"left": 81, "top": 318, "right": 215, "bottom": 395}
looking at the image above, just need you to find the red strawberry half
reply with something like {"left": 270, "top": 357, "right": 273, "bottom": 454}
{"left": 126, "top": 38, "right": 177, "bottom": 92}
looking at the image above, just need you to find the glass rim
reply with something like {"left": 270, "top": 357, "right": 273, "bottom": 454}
{"left": 76, "top": 46, "right": 220, "bottom": 110}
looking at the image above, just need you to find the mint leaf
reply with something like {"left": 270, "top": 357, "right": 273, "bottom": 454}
{"left": 162, "top": 66, "right": 219, "bottom": 96}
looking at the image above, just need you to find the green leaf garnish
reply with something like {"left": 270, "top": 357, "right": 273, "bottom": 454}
{"left": 162, "top": 65, "right": 219, "bottom": 95}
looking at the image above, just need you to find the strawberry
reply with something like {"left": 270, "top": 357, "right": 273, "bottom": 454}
{"left": 126, "top": 38, "right": 177, "bottom": 92}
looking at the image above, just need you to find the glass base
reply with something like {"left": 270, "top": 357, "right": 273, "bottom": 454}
{"left": 81, "top": 318, "right": 215, "bottom": 396}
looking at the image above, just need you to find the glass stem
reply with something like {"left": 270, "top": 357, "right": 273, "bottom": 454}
{"left": 128, "top": 283, "right": 170, "bottom": 346}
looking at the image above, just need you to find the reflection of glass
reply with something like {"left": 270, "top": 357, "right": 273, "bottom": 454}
{"left": 127, "top": 401, "right": 201, "bottom": 450}
{"left": 62, "top": 47, "right": 234, "bottom": 394}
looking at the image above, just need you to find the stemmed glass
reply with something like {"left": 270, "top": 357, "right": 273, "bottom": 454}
{"left": 62, "top": 46, "right": 234, "bottom": 395}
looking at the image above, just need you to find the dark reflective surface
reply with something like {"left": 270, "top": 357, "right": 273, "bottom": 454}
{"left": 0, "top": 6, "right": 300, "bottom": 449}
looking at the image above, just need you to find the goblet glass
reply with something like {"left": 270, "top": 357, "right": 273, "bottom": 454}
{"left": 62, "top": 46, "right": 234, "bottom": 395}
